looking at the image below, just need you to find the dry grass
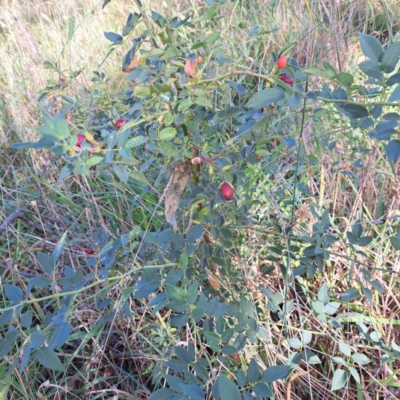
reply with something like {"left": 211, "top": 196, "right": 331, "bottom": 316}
{"left": 1, "top": 0, "right": 398, "bottom": 143}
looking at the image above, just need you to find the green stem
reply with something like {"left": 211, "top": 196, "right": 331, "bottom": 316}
{"left": 134, "top": 0, "right": 159, "bottom": 48}
{"left": 186, "top": 70, "right": 400, "bottom": 108}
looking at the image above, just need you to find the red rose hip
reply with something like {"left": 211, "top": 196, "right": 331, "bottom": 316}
{"left": 220, "top": 182, "right": 234, "bottom": 200}
{"left": 277, "top": 55, "right": 287, "bottom": 69}
{"left": 115, "top": 119, "right": 128, "bottom": 129}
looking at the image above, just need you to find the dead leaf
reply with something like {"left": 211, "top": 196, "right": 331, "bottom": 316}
{"left": 184, "top": 59, "right": 196, "bottom": 76}
{"left": 164, "top": 161, "right": 192, "bottom": 231}
{"left": 123, "top": 53, "right": 139, "bottom": 73}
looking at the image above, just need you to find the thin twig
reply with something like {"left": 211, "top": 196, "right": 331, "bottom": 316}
{"left": 0, "top": 208, "right": 23, "bottom": 233}
{"left": 0, "top": 208, "right": 54, "bottom": 234}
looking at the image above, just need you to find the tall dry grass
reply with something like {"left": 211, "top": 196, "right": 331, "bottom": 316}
{"left": 0, "top": 0, "right": 397, "bottom": 144}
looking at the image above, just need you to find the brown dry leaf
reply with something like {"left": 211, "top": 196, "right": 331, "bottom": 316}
{"left": 123, "top": 53, "right": 139, "bottom": 73}
{"left": 297, "top": 202, "right": 310, "bottom": 223}
{"left": 205, "top": 267, "right": 220, "bottom": 290}
{"left": 164, "top": 161, "right": 192, "bottom": 231}
{"left": 184, "top": 59, "right": 196, "bottom": 76}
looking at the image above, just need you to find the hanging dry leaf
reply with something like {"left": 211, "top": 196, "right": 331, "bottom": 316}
{"left": 123, "top": 53, "right": 139, "bottom": 73}
{"left": 205, "top": 268, "right": 220, "bottom": 290}
{"left": 163, "top": 161, "right": 192, "bottom": 231}
{"left": 184, "top": 59, "right": 197, "bottom": 76}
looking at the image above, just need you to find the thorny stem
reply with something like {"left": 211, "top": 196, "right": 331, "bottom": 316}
{"left": 186, "top": 70, "right": 400, "bottom": 108}
{"left": 134, "top": 0, "right": 159, "bottom": 48}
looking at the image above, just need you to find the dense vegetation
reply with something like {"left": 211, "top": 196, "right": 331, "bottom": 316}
{"left": 1, "top": 0, "right": 400, "bottom": 399}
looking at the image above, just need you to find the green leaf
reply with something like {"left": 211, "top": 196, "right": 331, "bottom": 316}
{"left": 187, "top": 281, "right": 199, "bottom": 305}
{"left": 347, "top": 231, "right": 358, "bottom": 245}
{"left": 52, "top": 231, "right": 67, "bottom": 262}
{"left": 112, "top": 165, "right": 128, "bottom": 183}
{"left": 221, "top": 345, "right": 237, "bottom": 355}
{"left": 339, "top": 341, "right": 351, "bottom": 356}
{"left": 348, "top": 367, "right": 360, "bottom": 383}
{"left": 171, "top": 314, "right": 189, "bottom": 327}
{"left": 336, "top": 72, "right": 354, "bottom": 85}
{"left": 179, "top": 384, "right": 204, "bottom": 400}
{"left": 215, "top": 374, "right": 241, "bottom": 400}
{"left": 159, "top": 127, "right": 177, "bottom": 141}
{"left": 247, "top": 358, "right": 260, "bottom": 383}
{"left": 187, "top": 224, "right": 204, "bottom": 243}
{"left": 142, "top": 48, "right": 165, "bottom": 59}
{"left": 317, "top": 282, "right": 330, "bottom": 304}
{"left": 331, "top": 369, "right": 348, "bottom": 391}
{"left": 381, "top": 42, "right": 400, "bottom": 73}
{"left": 342, "top": 104, "right": 369, "bottom": 119}
{"left": 352, "top": 353, "right": 370, "bottom": 365}
{"left": 37, "top": 346, "right": 65, "bottom": 371}
{"left": 359, "top": 32, "right": 384, "bottom": 62}
{"left": 36, "top": 118, "right": 70, "bottom": 141}
{"left": 179, "top": 253, "right": 188, "bottom": 268}
{"left": 247, "top": 88, "right": 284, "bottom": 109}
{"left": 128, "top": 170, "right": 150, "bottom": 185}
{"left": 302, "top": 349, "right": 321, "bottom": 364}
{"left": 358, "top": 236, "right": 373, "bottom": 247}
{"left": 205, "top": 31, "right": 220, "bottom": 44}
{"left": 388, "top": 73, "right": 400, "bottom": 86}
{"left": 166, "top": 359, "right": 188, "bottom": 373}
{"left": 388, "top": 85, "right": 400, "bottom": 103}
{"left": 104, "top": 31, "right": 123, "bottom": 44}
{"left": 26, "top": 277, "right": 51, "bottom": 298}
{"left": 229, "top": 81, "right": 248, "bottom": 95}
{"left": 102, "top": 0, "right": 112, "bottom": 9}
{"left": 52, "top": 323, "right": 71, "bottom": 347}
{"left": 236, "top": 369, "right": 247, "bottom": 388}
{"left": 324, "top": 302, "right": 340, "bottom": 315}
{"left": 363, "top": 287, "right": 373, "bottom": 302}
{"left": 148, "top": 388, "right": 175, "bottom": 400}
{"left": 253, "top": 382, "right": 273, "bottom": 397}
{"left": 86, "top": 156, "right": 104, "bottom": 166}
{"left": 303, "top": 67, "right": 336, "bottom": 79}
{"left": 194, "top": 97, "right": 213, "bottom": 108}
{"left": 288, "top": 338, "right": 302, "bottom": 349}
{"left": 390, "top": 235, "right": 400, "bottom": 250}
{"left": 370, "top": 281, "right": 384, "bottom": 293}
{"left": 10, "top": 141, "right": 35, "bottom": 149}
{"left": 175, "top": 346, "right": 194, "bottom": 364}
{"left": 125, "top": 136, "right": 148, "bottom": 148}
{"left": 311, "top": 300, "right": 325, "bottom": 313}
{"left": 134, "top": 85, "right": 155, "bottom": 98}
{"left": 386, "top": 139, "right": 400, "bottom": 164}
{"left": 261, "top": 365, "right": 291, "bottom": 382}
{"left": 4, "top": 284, "right": 23, "bottom": 303}
{"left": 57, "top": 164, "right": 75, "bottom": 182}
{"left": 339, "top": 288, "right": 360, "bottom": 301}
{"left": 158, "top": 142, "right": 178, "bottom": 156}
{"left": 43, "top": 60, "right": 58, "bottom": 71}
{"left": 177, "top": 99, "right": 193, "bottom": 112}
{"left": 358, "top": 60, "right": 383, "bottom": 79}
{"left": 333, "top": 357, "right": 349, "bottom": 366}
{"left": 37, "top": 252, "right": 56, "bottom": 275}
